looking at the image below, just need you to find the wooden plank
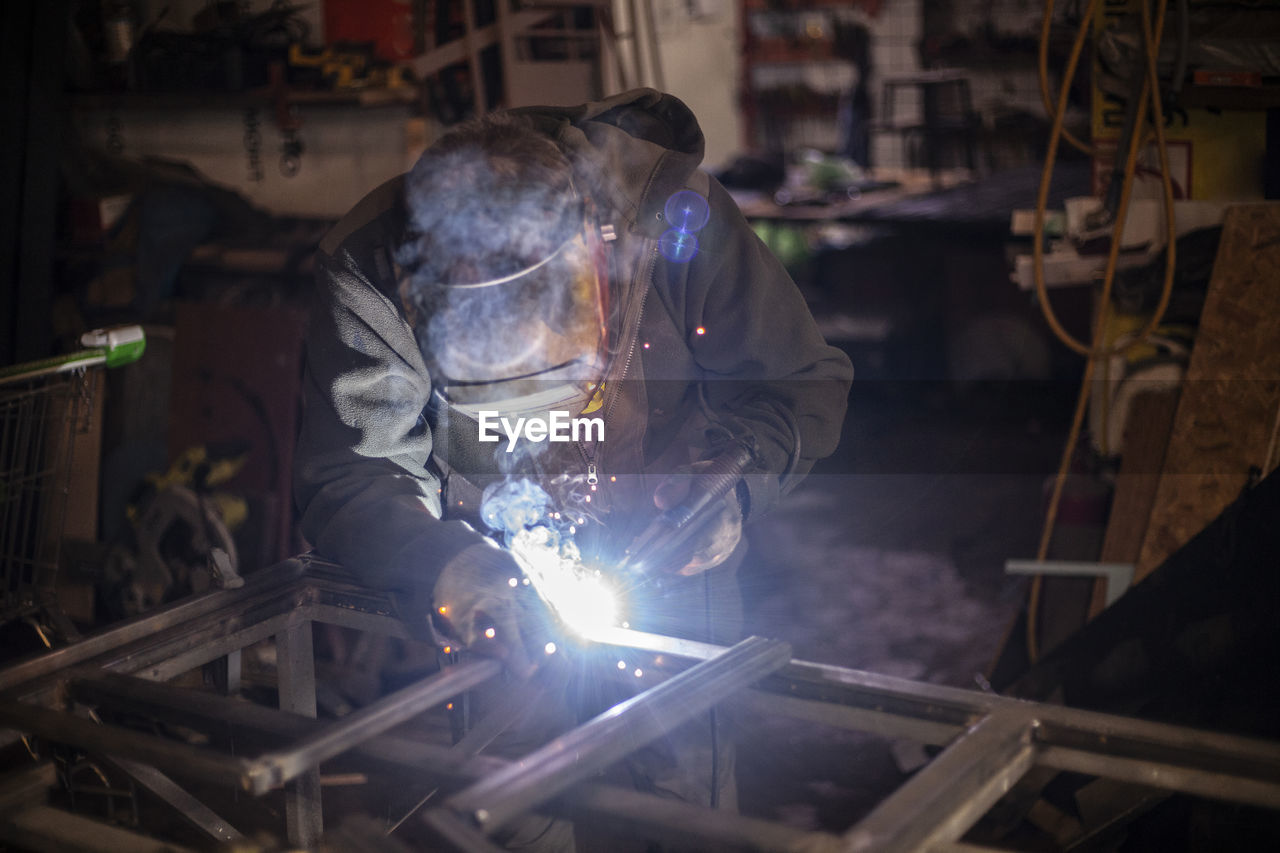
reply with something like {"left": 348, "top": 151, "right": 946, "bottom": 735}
{"left": 1088, "top": 389, "right": 1180, "bottom": 617}
{"left": 1135, "top": 204, "right": 1280, "bottom": 581}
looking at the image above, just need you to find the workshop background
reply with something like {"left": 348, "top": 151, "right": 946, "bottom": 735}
{"left": 2, "top": 0, "right": 1280, "bottom": 850}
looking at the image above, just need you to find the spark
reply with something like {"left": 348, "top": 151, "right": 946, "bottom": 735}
{"left": 443, "top": 646, "right": 452, "bottom": 654}
{"left": 643, "top": 342, "right": 650, "bottom": 349}
{"left": 438, "top": 605, "right": 449, "bottom": 615}
{"left": 610, "top": 476, "right": 617, "bottom": 482}
{"left": 695, "top": 326, "right": 706, "bottom": 336}
{"left": 484, "top": 627, "right": 496, "bottom": 639}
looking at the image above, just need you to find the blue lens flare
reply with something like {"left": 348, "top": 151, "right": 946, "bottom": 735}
{"left": 659, "top": 228, "right": 699, "bottom": 263}
{"left": 663, "top": 190, "right": 710, "bottom": 233}
{"left": 659, "top": 190, "right": 709, "bottom": 263}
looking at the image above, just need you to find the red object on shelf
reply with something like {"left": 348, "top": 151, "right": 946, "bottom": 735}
{"left": 1192, "top": 69, "right": 1263, "bottom": 88}
{"left": 324, "top": 0, "right": 416, "bottom": 62}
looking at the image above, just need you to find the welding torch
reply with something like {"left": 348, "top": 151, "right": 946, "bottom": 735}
{"left": 618, "top": 441, "right": 755, "bottom": 576}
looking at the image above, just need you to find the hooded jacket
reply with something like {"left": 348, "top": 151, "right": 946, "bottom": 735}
{"left": 294, "top": 89, "right": 852, "bottom": 598}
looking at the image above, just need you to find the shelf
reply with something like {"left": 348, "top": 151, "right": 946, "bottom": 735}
{"left": 1178, "top": 84, "right": 1280, "bottom": 111}
{"left": 68, "top": 86, "right": 419, "bottom": 111}
{"left": 749, "top": 42, "right": 842, "bottom": 63}
{"left": 743, "top": 0, "right": 881, "bottom": 10}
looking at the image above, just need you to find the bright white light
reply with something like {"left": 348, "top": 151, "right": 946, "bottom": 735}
{"left": 508, "top": 577, "right": 519, "bottom": 587}
{"left": 617, "top": 660, "right": 627, "bottom": 670}
{"left": 509, "top": 526, "right": 620, "bottom": 637}
{"left": 544, "top": 642, "right": 557, "bottom": 655}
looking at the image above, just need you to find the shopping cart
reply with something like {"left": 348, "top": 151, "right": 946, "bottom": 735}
{"left": 0, "top": 326, "right": 145, "bottom": 643}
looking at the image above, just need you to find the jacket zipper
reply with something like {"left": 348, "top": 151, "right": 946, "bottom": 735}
{"left": 578, "top": 243, "right": 656, "bottom": 486}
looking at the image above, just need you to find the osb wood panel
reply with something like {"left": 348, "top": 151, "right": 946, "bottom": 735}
{"left": 1090, "top": 388, "right": 1180, "bottom": 617}
{"left": 1135, "top": 204, "right": 1280, "bottom": 581}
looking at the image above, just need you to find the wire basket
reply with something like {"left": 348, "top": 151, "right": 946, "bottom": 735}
{"left": 0, "top": 326, "right": 145, "bottom": 632}
{"left": 0, "top": 369, "right": 94, "bottom": 626}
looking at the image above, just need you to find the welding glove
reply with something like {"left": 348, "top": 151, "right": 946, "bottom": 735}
{"left": 430, "top": 540, "right": 540, "bottom": 678}
{"left": 651, "top": 461, "right": 745, "bottom": 576}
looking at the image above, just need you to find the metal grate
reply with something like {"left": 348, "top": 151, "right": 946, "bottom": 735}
{"left": 0, "top": 369, "right": 91, "bottom": 626}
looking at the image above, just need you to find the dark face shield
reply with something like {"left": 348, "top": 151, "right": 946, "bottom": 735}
{"left": 415, "top": 223, "right": 609, "bottom": 402}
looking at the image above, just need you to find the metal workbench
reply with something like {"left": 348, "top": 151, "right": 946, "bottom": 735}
{"left": 0, "top": 554, "right": 1277, "bottom": 851}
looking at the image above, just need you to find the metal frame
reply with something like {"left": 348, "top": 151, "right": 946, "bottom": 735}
{"left": 1, "top": 554, "right": 1278, "bottom": 851}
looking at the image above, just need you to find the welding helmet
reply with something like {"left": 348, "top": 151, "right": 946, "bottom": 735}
{"left": 407, "top": 202, "right": 611, "bottom": 405}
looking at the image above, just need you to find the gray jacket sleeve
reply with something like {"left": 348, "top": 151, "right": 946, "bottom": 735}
{"left": 666, "top": 176, "right": 853, "bottom": 520}
{"left": 294, "top": 248, "right": 484, "bottom": 594}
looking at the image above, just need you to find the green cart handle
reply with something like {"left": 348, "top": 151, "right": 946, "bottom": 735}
{"left": 0, "top": 325, "right": 146, "bottom": 385}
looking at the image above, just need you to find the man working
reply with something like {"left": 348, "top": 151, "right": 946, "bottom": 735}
{"left": 294, "top": 88, "right": 852, "bottom": 847}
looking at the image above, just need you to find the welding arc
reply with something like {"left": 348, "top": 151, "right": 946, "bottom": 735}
{"left": 1026, "top": 0, "right": 1178, "bottom": 664}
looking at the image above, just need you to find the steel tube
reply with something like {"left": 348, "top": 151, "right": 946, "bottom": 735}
{"left": 107, "top": 757, "right": 244, "bottom": 843}
{"left": 306, "top": 601, "right": 412, "bottom": 638}
{"left": 1037, "top": 745, "right": 1280, "bottom": 811}
{"left": 249, "top": 658, "right": 502, "bottom": 789}
{"left": 586, "top": 626, "right": 994, "bottom": 728}
{"left": 0, "top": 805, "right": 198, "bottom": 853}
{"left": 0, "top": 559, "right": 305, "bottom": 692}
{"left": 1, "top": 585, "right": 303, "bottom": 716}
{"left": 423, "top": 809, "right": 510, "bottom": 853}
{"left": 446, "top": 636, "right": 792, "bottom": 833}
{"left": 139, "top": 612, "right": 296, "bottom": 683}
{"left": 0, "top": 699, "right": 253, "bottom": 790}
{"left": 1030, "top": 715, "right": 1280, "bottom": 788}
{"left": 843, "top": 712, "right": 1036, "bottom": 853}
{"left": 72, "top": 672, "right": 835, "bottom": 851}
{"left": 276, "top": 620, "right": 322, "bottom": 846}
{"left": 592, "top": 627, "right": 1280, "bottom": 786}
{"left": 745, "top": 690, "right": 962, "bottom": 747}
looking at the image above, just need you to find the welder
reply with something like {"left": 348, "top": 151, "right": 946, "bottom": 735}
{"left": 294, "top": 88, "right": 852, "bottom": 850}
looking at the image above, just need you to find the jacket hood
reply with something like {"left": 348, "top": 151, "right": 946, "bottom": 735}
{"left": 511, "top": 89, "right": 706, "bottom": 240}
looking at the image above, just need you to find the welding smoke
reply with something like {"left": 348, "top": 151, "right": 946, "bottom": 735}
{"left": 481, "top": 478, "right": 554, "bottom": 542}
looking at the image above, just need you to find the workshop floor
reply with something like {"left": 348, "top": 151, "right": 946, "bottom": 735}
{"left": 735, "top": 380, "right": 1071, "bottom": 832}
